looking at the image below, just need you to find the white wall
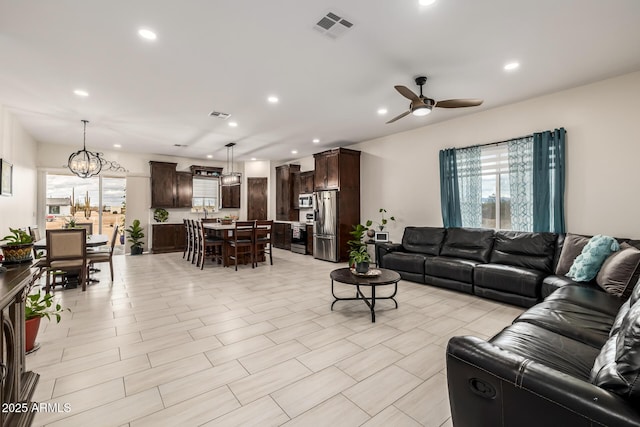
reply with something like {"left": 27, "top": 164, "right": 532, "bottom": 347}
{"left": 0, "top": 106, "right": 38, "bottom": 236}
{"left": 351, "top": 71, "right": 640, "bottom": 241}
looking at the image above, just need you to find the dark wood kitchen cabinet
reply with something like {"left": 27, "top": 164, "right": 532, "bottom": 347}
{"left": 152, "top": 223, "right": 186, "bottom": 253}
{"left": 292, "top": 171, "right": 301, "bottom": 209}
{"left": 306, "top": 224, "right": 313, "bottom": 255}
{"left": 150, "top": 161, "right": 177, "bottom": 208}
{"left": 314, "top": 148, "right": 359, "bottom": 191}
{"left": 299, "top": 171, "right": 315, "bottom": 194}
{"left": 273, "top": 222, "right": 292, "bottom": 250}
{"left": 276, "top": 164, "right": 300, "bottom": 221}
{"left": 176, "top": 172, "right": 193, "bottom": 208}
{"left": 221, "top": 185, "right": 240, "bottom": 209}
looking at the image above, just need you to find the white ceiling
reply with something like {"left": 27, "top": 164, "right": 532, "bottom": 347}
{"left": 1, "top": 0, "right": 640, "bottom": 163}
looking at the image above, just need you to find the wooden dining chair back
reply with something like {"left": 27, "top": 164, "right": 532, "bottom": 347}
{"left": 183, "top": 219, "right": 192, "bottom": 261}
{"left": 191, "top": 219, "right": 202, "bottom": 265}
{"left": 86, "top": 225, "right": 118, "bottom": 281}
{"left": 228, "top": 221, "right": 255, "bottom": 271}
{"left": 254, "top": 220, "right": 274, "bottom": 266}
{"left": 198, "top": 220, "right": 224, "bottom": 269}
{"left": 45, "top": 228, "right": 87, "bottom": 292}
{"left": 28, "top": 225, "right": 45, "bottom": 259}
{"left": 75, "top": 222, "right": 94, "bottom": 235}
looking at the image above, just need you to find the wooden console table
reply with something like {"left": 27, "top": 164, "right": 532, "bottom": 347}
{"left": 0, "top": 263, "right": 40, "bottom": 426}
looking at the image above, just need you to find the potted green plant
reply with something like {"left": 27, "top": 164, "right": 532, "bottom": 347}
{"left": 125, "top": 219, "right": 145, "bottom": 255}
{"left": 25, "top": 290, "right": 68, "bottom": 352}
{"left": 1, "top": 228, "right": 34, "bottom": 263}
{"left": 349, "top": 245, "right": 372, "bottom": 273}
{"left": 153, "top": 208, "right": 169, "bottom": 223}
{"left": 369, "top": 208, "right": 396, "bottom": 231}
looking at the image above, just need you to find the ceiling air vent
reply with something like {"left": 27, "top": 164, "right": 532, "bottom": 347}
{"left": 209, "top": 111, "right": 231, "bottom": 120}
{"left": 314, "top": 11, "right": 354, "bottom": 39}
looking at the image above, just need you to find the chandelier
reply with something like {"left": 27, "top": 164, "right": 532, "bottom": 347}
{"left": 221, "top": 142, "right": 241, "bottom": 186}
{"left": 67, "top": 120, "right": 103, "bottom": 178}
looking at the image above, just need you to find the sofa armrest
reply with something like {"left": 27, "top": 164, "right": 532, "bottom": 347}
{"left": 446, "top": 335, "right": 640, "bottom": 427}
{"left": 375, "top": 242, "right": 403, "bottom": 267}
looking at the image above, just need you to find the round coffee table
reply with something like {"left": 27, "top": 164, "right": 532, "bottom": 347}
{"left": 330, "top": 267, "right": 401, "bottom": 322}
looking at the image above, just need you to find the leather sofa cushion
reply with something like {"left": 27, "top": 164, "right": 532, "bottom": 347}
{"left": 425, "top": 257, "right": 480, "bottom": 283}
{"left": 474, "top": 264, "right": 546, "bottom": 298}
{"left": 555, "top": 233, "right": 590, "bottom": 275}
{"left": 401, "top": 227, "right": 445, "bottom": 256}
{"left": 591, "top": 301, "right": 640, "bottom": 404}
{"left": 544, "top": 285, "right": 624, "bottom": 317}
{"left": 490, "top": 231, "right": 557, "bottom": 272}
{"left": 382, "top": 252, "right": 429, "bottom": 274}
{"left": 490, "top": 322, "right": 600, "bottom": 380}
{"left": 541, "top": 275, "right": 599, "bottom": 299}
{"left": 611, "top": 299, "right": 631, "bottom": 337}
{"left": 596, "top": 243, "right": 640, "bottom": 298}
{"left": 514, "top": 300, "right": 614, "bottom": 348}
{"left": 440, "top": 228, "right": 494, "bottom": 263}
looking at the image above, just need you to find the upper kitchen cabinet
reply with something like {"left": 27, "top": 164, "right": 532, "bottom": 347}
{"left": 276, "top": 164, "right": 300, "bottom": 221}
{"left": 221, "top": 184, "right": 240, "bottom": 209}
{"left": 150, "top": 161, "right": 177, "bottom": 208}
{"left": 175, "top": 172, "right": 193, "bottom": 208}
{"left": 314, "top": 148, "right": 360, "bottom": 191}
{"left": 299, "top": 171, "right": 315, "bottom": 194}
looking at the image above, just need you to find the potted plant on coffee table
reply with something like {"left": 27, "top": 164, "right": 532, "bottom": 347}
{"left": 349, "top": 245, "right": 372, "bottom": 274}
{"left": 25, "top": 290, "right": 68, "bottom": 353}
{"left": 1, "top": 228, "right": 34, "bottom": 264}
{"left": 125, "top": 219, "right": 145, "bottom": 255}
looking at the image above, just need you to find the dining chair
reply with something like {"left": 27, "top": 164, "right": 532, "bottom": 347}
{"left": 86, "top": 225, "right": 118, "bottom": 281}
{"left": 28, "top": 225, "right": 46, "bottom": 259}
{"left": 45, "top": 228, "right": 87, "bottom": 293}
{"left": 75, "top": 222, "right": 94, "bottom": 235}
{"left": 227, "top": 221, "right": 255, "bottom": 271}
{"left": 190, "top": 219, "right": 201, "bottom": 265}
{"left": 254, "top": 220, "right": 274, "bottom": 266}
{"left": 197, "top": 220, "right": 224, "bottom": 269}
{"left": 183, "top": 219, "right": 191, "bottom": 260}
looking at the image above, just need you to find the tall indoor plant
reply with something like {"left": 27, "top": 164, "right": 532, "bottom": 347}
{"left": 0, "top": 228, "right": 34, "bottom": 263}
{"left": 126, "top": 219, "right": 145, "bottom": 255}
{"left": 25, "top": 290, "right": 68, "bottom": 352}
{"left": 348, "top": 223, "right": 372, "bottom": 273}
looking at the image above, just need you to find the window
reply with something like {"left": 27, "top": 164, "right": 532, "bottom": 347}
{"left": 192, "top": 176, "right": 219, "bottom": 211}
{"left": 49, "top": 206, "right": 60, "bottom": 215}
{"left": 480, "top": 146, "right": 511, "bottom": 230}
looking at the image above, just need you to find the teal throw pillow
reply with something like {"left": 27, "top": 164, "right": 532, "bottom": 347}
{"left": 567, "top": 235, "right": 620, "bottom": 282}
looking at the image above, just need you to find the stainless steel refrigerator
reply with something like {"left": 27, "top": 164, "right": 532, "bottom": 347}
{"left": 313, "top": 190, "right": 339, "bottom": 262}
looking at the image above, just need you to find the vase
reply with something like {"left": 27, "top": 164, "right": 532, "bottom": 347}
{"left": 0, "top": 243, "right": 34, "bottom": 263}
{"left": 366, "top": 229, "right": 375, "bottom": 239}
{"left": 355, "top": 261, "right": 369, "bottom": 274}
{"left": 25, "top": 316, "right": 41, "bottom": 353}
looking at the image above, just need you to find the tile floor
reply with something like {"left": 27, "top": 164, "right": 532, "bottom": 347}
{"left": 28, "top": 249, "right": 524, "bottom": 426}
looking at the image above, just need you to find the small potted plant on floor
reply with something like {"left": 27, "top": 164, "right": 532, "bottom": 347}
{"left": 25, "top": 289, "right": 68, "bottom": 353}
{"left": 1, "top": 228, "right": 34, "bottom": 263}
{"left": 125, "top": 219, "right": 145, "bottom": 255}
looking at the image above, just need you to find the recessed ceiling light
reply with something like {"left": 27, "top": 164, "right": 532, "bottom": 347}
{"left": 419, "top": 0, "right": 436, "bottom": 6}
{"left": 267, "top": 96, "right": 279, "bottom": 104}
{"left": 113, "top": 144, "right": 121, "bottom": 148}
{"left": 74, "top": 89, "right": 89, "bottom": 97}
{"left": 504, "top": 61, "right": 520, "bottom": 71}
{"left": 228, "top": 121, "right": 238, "bottom": 127}
{"left": 138, "top": 28, "right": 157, "bottom": 40}
{"left": 291, "top": 150, "right": 298, "bottom": 154}
{"left": 377, "top": 108, "right": 388, "bottom": 115}
{"left": 206, "top": 154, "right": 213, "bottom": 159}
{"left": 312, "top": 139, "right": 320, "bottom": 143}
{"left": 251, "top": 157, "right": 257, "bottom": 161}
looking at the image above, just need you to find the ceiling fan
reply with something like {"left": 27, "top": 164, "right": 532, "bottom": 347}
{"left": 386, "top": 76, "right": 483, "bottom": 124}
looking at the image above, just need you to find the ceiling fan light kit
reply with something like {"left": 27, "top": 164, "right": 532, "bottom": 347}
{"left": 386, "top": 76, "right": 483, "bottom": 124}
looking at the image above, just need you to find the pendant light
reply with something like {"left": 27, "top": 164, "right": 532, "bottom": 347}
{"left": 221, "top": 142, "right": 241, "bottom": 186}
{"left": 67, "top": 120, "right": 103, "bottom": 178}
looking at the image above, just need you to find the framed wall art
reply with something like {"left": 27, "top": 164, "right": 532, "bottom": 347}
{"left": 0, "top": 159, "right": 13, "bottom": 196}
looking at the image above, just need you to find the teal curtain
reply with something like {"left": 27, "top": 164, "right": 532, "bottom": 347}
{"left": 456, "top": 146, "right": 482, "bottom": 228}
{"left": 533, "top": 128, "right": 566, "bottom": 233}
{"left": 439, "top": 149, "right": 462, "bottom": 227}
{"left": 508, "top": 136, "right": 534, "bottom": 231}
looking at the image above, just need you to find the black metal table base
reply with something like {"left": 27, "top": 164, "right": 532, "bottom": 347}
{"left": 331, "top": 279, "right": 398, "bottom": 322}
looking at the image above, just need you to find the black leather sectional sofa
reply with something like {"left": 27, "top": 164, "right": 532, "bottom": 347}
{"left": 377, "top": 226, "right": 638, "bottom": 307}
{"left": 447, "top": 282, "right": 640, "bottom": 426}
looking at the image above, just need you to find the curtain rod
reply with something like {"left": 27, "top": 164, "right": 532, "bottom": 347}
{"left": 474, "top": 129, "right": 568, "bottom": 149}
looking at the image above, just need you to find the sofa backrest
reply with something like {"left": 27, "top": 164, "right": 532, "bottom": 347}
{"left": 401, "top": 227, "right": 445, "bottom": 256}
{"left": 491, "top": 231, "right": 557, "bottom": 272}
{"left": 440, "top": 228, "right": 495, "bottom": 263}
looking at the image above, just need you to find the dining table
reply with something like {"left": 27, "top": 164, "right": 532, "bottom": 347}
{"left": 33, "top": 234, "right": 110, "bottom": 250}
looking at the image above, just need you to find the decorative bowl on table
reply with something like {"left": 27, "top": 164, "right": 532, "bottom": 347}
{"left": 350, "top": 268, "right": 382, "bottom": 277}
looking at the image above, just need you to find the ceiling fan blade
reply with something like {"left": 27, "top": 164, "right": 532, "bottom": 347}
{"left": 386, "top": 110, "right": 411, "bottom": 124}
{"left": 435, "top": 99, "right": 483, "bottom": 108}
{"left": 394, "top": 85, "right": 420, "bottom": 102}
